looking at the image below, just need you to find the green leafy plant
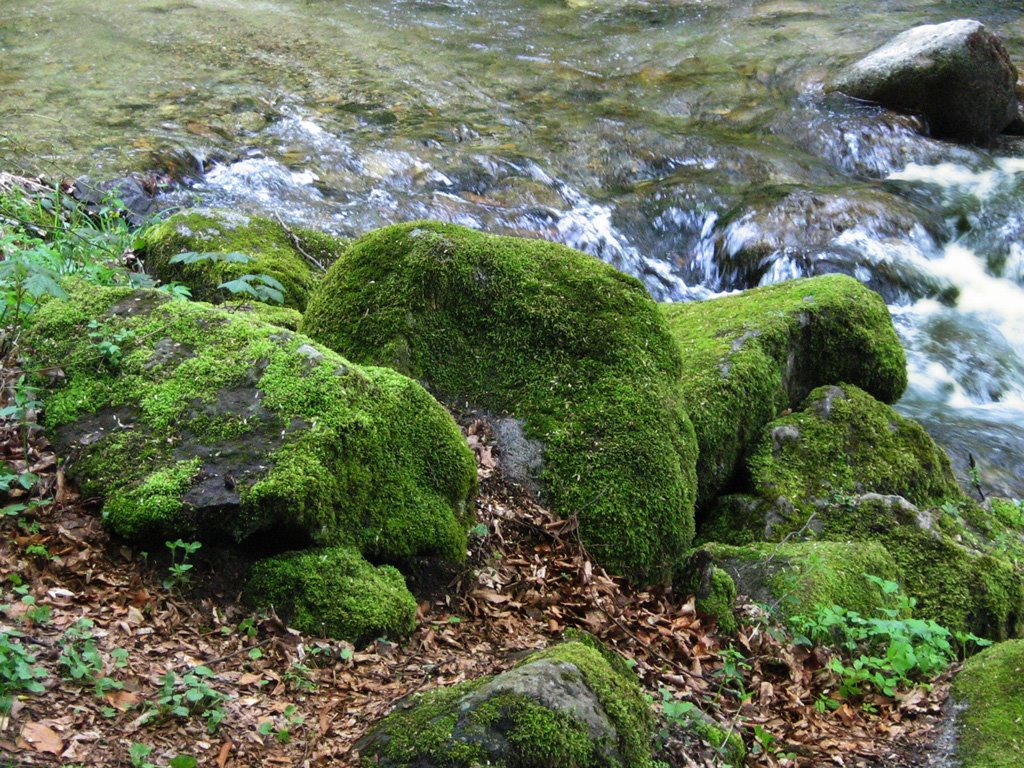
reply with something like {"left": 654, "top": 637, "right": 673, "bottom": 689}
{"left": 129, "top": 742, "right": 197, "bottom": 768}
{"left": 283, "top": 661, "right": 316, "bottom": 693}
{"left": 163, "top": 539, "right": 201, "bottom": 592}
{"left": 0, "top": 629, "right": 47, "bottom": 713}
{"left": 86, "top": 319, "right": 136, "bottom": 367}
{"left": 2, "top": 580, "right": 52, "bottom": 625}
{"left": 257, "top": 704, "right": 304, "bottom": 744}
{"left": 715, "top": 647, "right": 752, "bottom": 701}
{"left": 167, "top": 251, "right": 286, "bottom": 305}
{"left": 792, "top": 574, "right": 990, "bottom": 700}
{"left": 58, "top": 618, "right": 127, "bottom": 697}
{"left": 147, "top": 666, "right": 227, "bottom": 733}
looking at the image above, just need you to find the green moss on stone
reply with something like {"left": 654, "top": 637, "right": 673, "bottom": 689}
{"left": 745, "top": 384, "right": 959, "bottom": 509}
{"left": 696, "top": 541, "right": 900, "bottom": 624}
{"left": 137, "top": 209, "right": 344, "bottom": 310}
{"left": 301, "top": 220, "right": 698, "bottom": 583}
{"left": 360, "top": 640, "right": 655, "bottom": 768}
{"left": 953, "top": 639, "right": 1024, "bottom": 768}
{"left": 661, "top": 275, "right": 907, "bottom": 509}
{"left": 245, "top": 546, "right": 417, "bottom": 644}
{"left": 25, "top": 284, "right": 477, "bottom": 566}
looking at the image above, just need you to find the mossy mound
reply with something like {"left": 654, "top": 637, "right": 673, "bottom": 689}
{"left": 25, "top": 284, "right": 476, "bottom": 570}
{"left": 661, "top": 275, "right": 907, "bottom": 509}
{"left": 358, "top": 640, "right": 655, "bottom": 767}
{"left": 138, "top": 209, "right": 345, "bottom": 310}
{"left": 745, "top": 384, "right": 958, "bottom": 509}
{"left": 245, "top": 546, "right": 417, "bottom": 645}
{"left": 686, "top": 541, "right": 901, "bottom": 625}
{"left": 301, "top": 220, "right": 698, "bottom": 583}
{"left": 953, "top": 639, "right": 1024, "bottom": 768}
{"left": 675, "top": 551, "right": 739, "bottom": 633}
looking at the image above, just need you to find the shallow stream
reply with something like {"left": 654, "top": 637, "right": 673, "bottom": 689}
{"left": 3, "top": 0, "right": 1024, "bottom": 494}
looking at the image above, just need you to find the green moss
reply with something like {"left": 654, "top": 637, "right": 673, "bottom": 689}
{"left": 661, "top": 274, "right": 907, "bottom": 510}
{"left": 533, "top": 642, "right": 654, "bottom": 767}
{"left": 360, "top": 641, "right": 655, "bottom": 768}
{"left": 748, "top": 384, "right": 960, "bottom": 511}
{"left": 245, "top": 546, "right": 417, "bottom": 644}
{"left": 698, "top": 541, "right": 900, "bottom": 623}
{"left": 301, "top": 221, "right": 698, "bottom": 583}
{"left": 102, "top": 459, "right": 201, "bottom": 541}
{"left": 25, "top": 284, "right": 477, "bottom": 565}
{"left": 137, "top": 209, "right": 343, "bottom": 310}
{"left": 223, "top": 302, "right": 305, "bottom": 330}
{"left": 682, "top": 713, "right": 746, "bottom": 767}
{"left": 953, "top": 639, "right": 1024, "bottom": 768}
{"left": 675, "top": 560, "right": 738, "bottom": 633}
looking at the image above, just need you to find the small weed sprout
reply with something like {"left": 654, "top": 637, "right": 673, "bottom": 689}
{"left": 163, "top": 539, "right": 201, "bottom": 592}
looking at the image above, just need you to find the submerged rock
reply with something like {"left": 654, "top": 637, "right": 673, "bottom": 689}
{"left": 952, "top": 639, "right": 1024, "bottom": 768}
{"left": 828, "top": 20, "right": 1019, "bottom": 145}
{"left": 137, "top": 208, "right": 347, "bottom": 310}
{"left": 301, "top": 221, "right": 698, "bottom": 583}
{"left": 661, "top": 275, "right": 907, "bottom": 510}
{"left": 357, "top": 639, "right": 655, "bottom": 768}
{"left": 25, "top": 285, "right": 477, "bottom": 642}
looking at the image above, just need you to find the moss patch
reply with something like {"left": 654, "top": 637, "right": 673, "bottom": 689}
{"left": 953, "top": 639, "right": 1024, "bottom": 768}
{"left": 301, "top": 220, "right": 698, "bottom": 583}
{"left": 661, "top": 274, "right": 907, "bottom": 510}
{"left": 137, "top": 209, "right": 345, "bottom": 310}
{"left": 245, "top": 546, "right": 417, "bottom": 644}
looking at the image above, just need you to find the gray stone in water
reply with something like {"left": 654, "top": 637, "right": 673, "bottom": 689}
{"left": 829, "top": 19, "right": 1019, "bottom": 145}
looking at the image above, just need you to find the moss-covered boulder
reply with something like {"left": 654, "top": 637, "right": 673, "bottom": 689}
{"left": 698, "top": 385, "right": 1024, "bottom": 638}
{"left": 675, "top": 550, "right": 739, "bottom": 633}
{"left": 952, "top": 639, "right": 1024, "bottom": 768}
{"left": 24, "top": 285, "right": 478, "bottom": 644}
{"left": 661, "top": 276, "right": 907, "bottom": 509}
{"left": 245, "top": 546, "right": 417, "bottom": 645}
{"left": 745, "top": 384, "right": 959, "bottom": 509}
{"left": 684, "top": 541, "right": 901, "bottom": 626}
{"left": 137, "top": 209, "right": 345, "bottom": 310}
{"left": 357, "top": 640, "right": 655, "bottom": 767}
{"left": 301, "top": 221, "right": 698, "bottom": 583}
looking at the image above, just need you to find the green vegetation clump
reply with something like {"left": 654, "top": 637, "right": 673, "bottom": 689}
{"left": 245, "top": 546, "right": 417, "bottom": 644}
{"left": 137, "top": 209, "right": 346, "bottom": 310}
{"left": 25, "top": 284, "right": 476, "bottom": 563}
{"left": 953, "top": 639, "right": 1024, "bottom": 768}
{"left": 661, "top": 274, "right": 907, "bottom": 509}
{"left": 359, "top": 640, "right": 655, "bottom": 767}
{"left": 301, "top": 221, "right": 697, "bottom": 582}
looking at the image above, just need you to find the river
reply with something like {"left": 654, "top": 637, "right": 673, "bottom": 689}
{"left": 2, "top": 0, "right": 1023, "bottom": 495}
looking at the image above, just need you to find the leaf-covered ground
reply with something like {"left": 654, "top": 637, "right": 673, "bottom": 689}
{"left": 0, "top": 359, "right": 957, "bottom": 768}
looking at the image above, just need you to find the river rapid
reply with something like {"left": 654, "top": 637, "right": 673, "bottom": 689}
{"left": 3, "top": 0, "right": 1024, "bottom": 495}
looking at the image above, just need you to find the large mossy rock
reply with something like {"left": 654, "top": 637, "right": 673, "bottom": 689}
{"left": 701, "top": 385, "right": 1024, "bottom": 638}
{"left": 301, "top": 221, "right": 698, "bottom": 583}
{"left": 244, "top": 546, "right": 417, "bottom": 645}
{"left": 683, "top": 541, "right": 901, "bottom": 626}
{"left": 828, "top": 19, "right": 1019, "bottom": 145}
{"left": 24, "top": 285, "right": 478, "bottom": 641}
{"left": 357, "top": 640, "right": 655, "bottom": 768}
{"left": 138, "top": 209, "right": 345, "bottom": 310}
{"left": 952, "top": 639, "right": 1024, "bottom": 768}
{"left": 661, "top": 275, "right": 907, "bottom": 510}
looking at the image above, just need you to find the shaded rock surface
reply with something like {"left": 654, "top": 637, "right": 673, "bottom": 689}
{"left": 828, "top": 20, "right": 1019, "bottom": 145}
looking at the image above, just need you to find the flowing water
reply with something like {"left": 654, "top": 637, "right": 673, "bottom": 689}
{"left": 3, "top": 0, "right": 1024, "bottom": 494}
